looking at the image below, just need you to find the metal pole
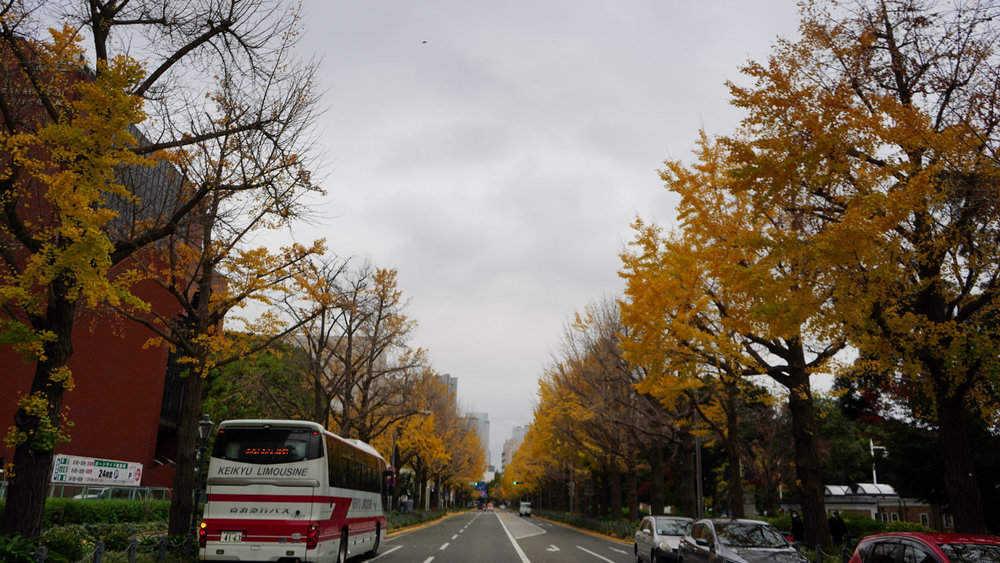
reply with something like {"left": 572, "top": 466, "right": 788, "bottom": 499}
{"left": 695, "top": 435, "right": 704, "bottom": 518}
{"left": 391, "top": 426, "right": 397, "bottom": 512}
{"left": 189, "top": 440, "right": 204, "bottom": 540}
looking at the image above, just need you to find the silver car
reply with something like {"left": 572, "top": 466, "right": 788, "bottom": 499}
{"left": 634, "top": 516, "right": 693, "bottom": 562}
{"left": 678, "top": 518, "right": 807, "bottom": 563}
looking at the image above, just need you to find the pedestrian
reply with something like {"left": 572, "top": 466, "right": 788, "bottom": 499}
{"left": 790, "top": 510, "right": 804, "bottom": 544}
{"left": 828, "top": 510, "right": 848, "bottom": 546}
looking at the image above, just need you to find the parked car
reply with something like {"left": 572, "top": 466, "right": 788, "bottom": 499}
{"left": 519, "top": 501, "right": 532, "bottom": 517}
{"left": 848, "top": 532, "right": 1000, "bottom": 563}
{"left": 72, "top": 487, "right": 110, "bottom": 500}
{"left": 634, "top": 515, "right": 693, "bottom": 562}
{"left": 678, "top": 518, "right": 807, "bottom": 563}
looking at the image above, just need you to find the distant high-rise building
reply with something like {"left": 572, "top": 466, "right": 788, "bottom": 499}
{"left": 437, "top": 373, "right": 458, "bottom": 400}
{"left": 467, "top": 411, "right": 490, "bottom": 467}
{"left": 502, "top": 425, "right": 528, "bottom": 472}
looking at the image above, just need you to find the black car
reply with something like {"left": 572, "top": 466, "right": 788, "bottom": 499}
{"left": 678, "top": 518, "right": 807, "bottom": 563}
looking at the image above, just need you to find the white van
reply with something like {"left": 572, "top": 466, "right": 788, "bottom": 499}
{"left": 519, "top": 501, "right": 532, "bottom": 517}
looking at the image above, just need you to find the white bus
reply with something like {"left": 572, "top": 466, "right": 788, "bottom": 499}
{"left": 199, "top": 419, "right": 389, "bottom": 562}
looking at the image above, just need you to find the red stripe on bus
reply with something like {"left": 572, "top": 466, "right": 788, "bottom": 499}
{"left": 206, "top": 494, "right": 348, "bottom": 503}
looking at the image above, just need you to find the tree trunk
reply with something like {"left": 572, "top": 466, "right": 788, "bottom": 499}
{"left": 0, "top": 287, "right": 76, "bottom": 537}
{"left": 678, "top": 430, "right": 697, "bottom": 518}
{"left": 415, "top": 467, "right": 426, "bottom": 510}
{"left": 725, "top": 396, "right": 745, "bottom": 518}
{"left": 626, "top": 461, "right": 639, "bottom": 520}
{"left": 786, "top": 372, "right": 829, "bottom": 549}
{"left": 608, "top": 461, "right": 622, "bottom": 519}
{"left": 649, "top": 445, "right": 665, "bottom": 516}
{"left": 937, "top": 392, "right": 986, "bottom": 533}
{"left": 167, "top": 369, "right": 207, "bottom": 536}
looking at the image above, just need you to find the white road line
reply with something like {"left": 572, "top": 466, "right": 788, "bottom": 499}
{"left": 496, "top": 512, "right": 532, "bottom": 563}
{"left": 577, "top": 545, "right": 618, "bottom": 562}
{"left": 609, "top": 547, "right": 628, "bottom": 554}
{"left": 421, "top": 558, "right": 435, "bottom": 563}
{"left": 369, "top": 545, "right": 402, "bottom": 560}
{"left": 452, "top": 534, "right": 459, "bottom": 540}
{"left": 440, "top": 542, "right": 450, "bottom": 550}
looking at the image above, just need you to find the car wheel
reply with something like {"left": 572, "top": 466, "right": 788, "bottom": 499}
{"left": 651, "top": 549, "right": 658, "bottom": 563}
{"left": 634, "top": 544, "right": 641, "bottom": 563}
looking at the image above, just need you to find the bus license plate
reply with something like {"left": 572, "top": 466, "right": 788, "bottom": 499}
{"left": 220, "top": 531, "right": 243, "bottom": 543}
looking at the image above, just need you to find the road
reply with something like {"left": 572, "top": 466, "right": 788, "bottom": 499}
{"left": 369, "top": 509, "right": 635, "bottom": 563}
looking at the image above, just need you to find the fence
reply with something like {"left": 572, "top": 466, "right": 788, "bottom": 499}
{"left": 28, "top": 510, "right": 452, "bottom": 562}
{"left": 33, "top": 535, "right": 194, "bottom": 563}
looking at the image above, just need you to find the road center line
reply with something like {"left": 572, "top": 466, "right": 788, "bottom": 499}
{"left": 439, "top": 542, "right": 450, "bottom": 550}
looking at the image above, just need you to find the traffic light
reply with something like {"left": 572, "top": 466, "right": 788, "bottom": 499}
{"left": 512, "top": 481, "right": 520, "bottom": 485}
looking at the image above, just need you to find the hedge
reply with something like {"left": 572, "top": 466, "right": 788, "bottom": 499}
{"left": 0, "top": 499, "right": 171, "bottom": 527}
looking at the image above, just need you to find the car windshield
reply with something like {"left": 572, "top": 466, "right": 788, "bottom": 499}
{"left": 716, "top": 522, "right": 789, "bottom": 549}
{"left": 939, "top": 542, "right": 1000, "bottom": 562}
{"left": 655, "top": 519, "right": 690, "bottom": 536}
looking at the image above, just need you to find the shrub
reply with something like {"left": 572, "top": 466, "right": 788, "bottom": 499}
{"left": 39, "top": 526, "right": 88, "bottom": 562}
{"left": 885, "top": 520, "right": 932, "bottom": 533}
{"left": 101, "top": 522, "right": 142, "bottom": 551}
{"left": 842, "top": 513, "right": 885, "bottom": 542}
{"left": 0, "top": 534, "right": 37, "bottom": 563}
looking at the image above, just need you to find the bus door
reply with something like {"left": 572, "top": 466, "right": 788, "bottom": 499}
{"left": 200, "top": 426, "right": 324, "bottom": 561}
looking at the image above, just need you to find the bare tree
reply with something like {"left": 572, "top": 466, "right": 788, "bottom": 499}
{"left": 0, "top": 0, "right": 322, "bottom": 536}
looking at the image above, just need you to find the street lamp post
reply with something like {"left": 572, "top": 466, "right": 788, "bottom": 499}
{"left": 870, "top": 439, "right": 887, "bottom": 484}
{"left": 189, "top": 414, "right": 215, "bottom": 545}
{"left": 390, "top": 425, "right": 398, "bottom": 512}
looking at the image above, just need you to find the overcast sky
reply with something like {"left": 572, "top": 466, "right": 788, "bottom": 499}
{"left": 294, "top": 1, "right": 804, "bottom": 467}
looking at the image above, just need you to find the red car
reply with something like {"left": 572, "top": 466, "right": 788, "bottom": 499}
{"left": 848, "top": 532, "right": 1000, "bottom": 563}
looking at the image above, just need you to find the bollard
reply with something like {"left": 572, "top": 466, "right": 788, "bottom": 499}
{"left": 128, "top": 537, "right": 138, "bottom": 563}
{"left": 158, "top": 534, "right": 168, "bottom": 561}
{"left": 35, "top": 545, "right": 47, "bottom": 563}
{"left": 94, "top": 540, "right": 105, "bottom": 563}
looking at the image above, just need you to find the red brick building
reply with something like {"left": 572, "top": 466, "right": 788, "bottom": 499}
{"left": 0, "top": 278, "right": 185, "bottom": 492}
{"left": 0, "top": 36, "right": 191, "bottom": 496}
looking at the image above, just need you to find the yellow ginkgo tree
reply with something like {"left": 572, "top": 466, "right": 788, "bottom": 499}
{"left": 716, "top": 0, "right": 1000, "bottom": 533}
{"left": 624, "top": 130, "right": 847, "bottom": 547}
{"left": 0, "top": 27, "right": 152, "bottom": 537}
{"left": 620, "top": 220, "right": 775, "bottom": 519}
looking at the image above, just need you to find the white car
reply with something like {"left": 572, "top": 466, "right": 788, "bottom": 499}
{"left": 634, "top": 515, "right": 693, "bottom": 562}
{"left": 72, "top": 487, "right": 110, "bottom": 500}
{"left": 519, "top": 501, "right": 532, "bottom": 517}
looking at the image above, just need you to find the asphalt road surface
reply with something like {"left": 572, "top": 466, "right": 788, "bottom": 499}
{"left": 369, "top": 509, "right": 635, "bottom": 563}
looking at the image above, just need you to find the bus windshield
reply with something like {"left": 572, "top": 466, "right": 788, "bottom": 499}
{"left": 212, "top": 427, "right": 322, "bottom": 464}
